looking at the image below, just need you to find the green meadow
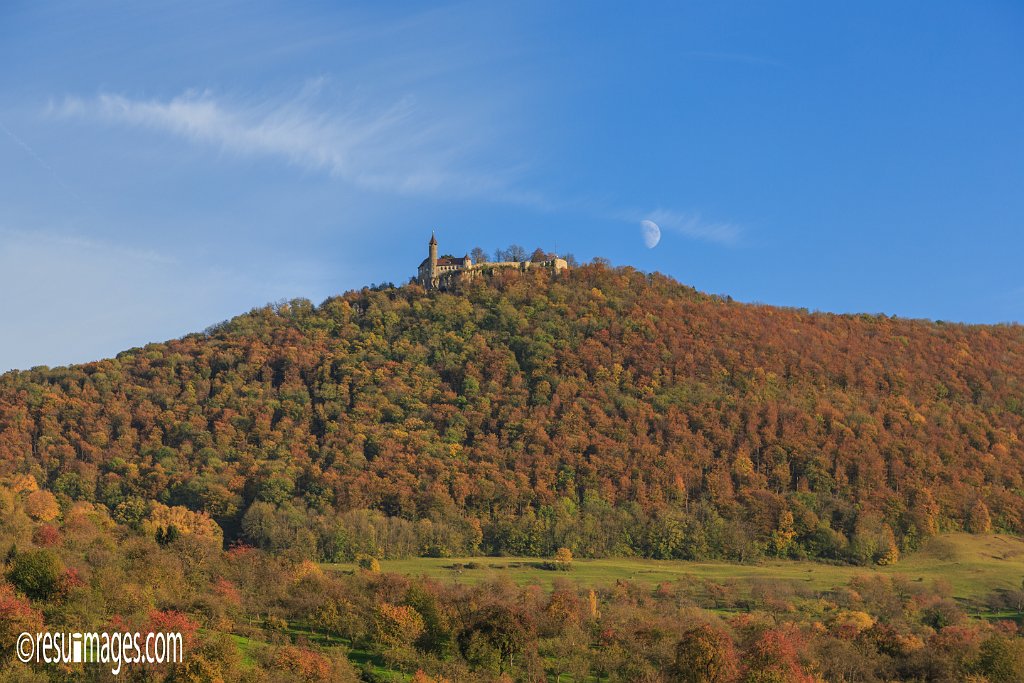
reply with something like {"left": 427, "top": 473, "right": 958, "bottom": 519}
{"left": 326, "top": 533, "right": 1024, "bottom": 605}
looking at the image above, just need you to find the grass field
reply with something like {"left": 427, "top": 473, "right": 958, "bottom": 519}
{"left": 325, "top": 533, "right": 1024, "bottom": 605}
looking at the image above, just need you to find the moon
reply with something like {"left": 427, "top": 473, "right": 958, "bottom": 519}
{"left": 640, "top": 219, "right": 661, "bottom": 248}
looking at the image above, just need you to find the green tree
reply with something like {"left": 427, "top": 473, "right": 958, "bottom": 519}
{"left": 459, "top": 604, "right": 534, "bottom": 675}
{"left": 7, "top": 550, "right": 64, "bottom": 601}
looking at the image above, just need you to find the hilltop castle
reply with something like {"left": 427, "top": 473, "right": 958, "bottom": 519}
{"left": 417, "top": 233, "right": 568, "bottom": 291}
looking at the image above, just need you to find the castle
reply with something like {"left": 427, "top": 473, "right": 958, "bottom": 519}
{"left": 417, "top": 233, "right": 568, "bottom": 291}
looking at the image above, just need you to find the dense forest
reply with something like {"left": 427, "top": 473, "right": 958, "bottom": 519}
{"left": 2, "top": 261, "right": 1024, "bottom": 680}
{"left": 1, "top": 262, "right": 1023, "bottom": 567}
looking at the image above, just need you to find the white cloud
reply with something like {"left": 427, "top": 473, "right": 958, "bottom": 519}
{"left": 644, "top": 208, "right": 741, "bottom": 246}
{"left": 50, "top": 84, "right": 520, "bottom": 201}
{"left": 46, "top": 85, "right": 741, "bottom": 244}
{"left": 46, "top": 85, "right": 740, "bottom": 252}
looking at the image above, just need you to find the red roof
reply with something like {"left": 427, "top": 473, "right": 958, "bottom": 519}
{"left": 419, "top": 255, "right": 471, "bottom": 269}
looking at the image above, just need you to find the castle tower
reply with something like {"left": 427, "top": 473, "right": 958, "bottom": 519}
{"left": 416, "top": 232, "right": 568, "bottom": 290}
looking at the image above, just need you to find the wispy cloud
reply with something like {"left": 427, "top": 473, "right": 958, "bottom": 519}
{"left": 47, "top": 87, "right": 744, "bottom": 250}
{"left": 643, "top": 209, "right": 742, "bottom": 246}
{"left": 50, "top": 82, "right": 522, "bottom": 201}
{"left": 48, "top": 84, "right": 742, "bottom": 247}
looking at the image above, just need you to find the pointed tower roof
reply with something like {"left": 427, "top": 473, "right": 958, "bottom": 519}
{"left": 429, "top": 231, "right": 438, "bottom": 245}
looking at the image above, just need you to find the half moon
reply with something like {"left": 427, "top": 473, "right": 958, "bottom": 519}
{"left": 640, "top": 220, "right": 661, "bottom": 248}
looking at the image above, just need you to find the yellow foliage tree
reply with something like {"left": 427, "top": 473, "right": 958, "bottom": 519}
{"left": 356, "top": 554, "right": 380, "bottom": 572}
{"left": 554, "top": 547, "right": 573, "bottom": 571}
{"left": 24, "top": 490, "right": 60, "bottom": 522}
{"left": 7, "top": 475, "right": 38, "bottom": 495}
{"left": 877, "top": 524, "right": 900, "bottom": 565}
{"left": 833, "top": 610, "right": 875, "bottom": 638}
{"left": 587, "top": 589, "right": 600, "bottom": 620}
{"left": 294, "top": 560, "right": 323, "bottom": 582}
{"left": 769, "top": 510, "right": 796, "bottom": 557}
{"left": 375, "top": 603, "right": 425, "bottom": 650}
{"left": 143, "top": 502, "right": 223, "bottom": 543}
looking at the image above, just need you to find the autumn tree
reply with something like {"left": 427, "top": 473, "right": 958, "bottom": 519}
{"left": 271, "top": 646, "right": 342, "bottom": 682}
{"left": 743, "top": 627, "right": 815, "bottom": 683}
{"left": 23, "top": 490, "right": 59, "bottom": 522}
{"left": 967, "top": 500, "right": 992, "bottom": 534}
{"left": 877, "top": 524, "right": 900, "bottom": 565}
{"left": 553, "top": 547, "right": 573, "bottom": 571}
{"left": 356, "top": 554, "right": 380, "bottom": 572}
{"left": 0, "top": 583, "right": 43, "bottom": 658}
{"left": 768, "top": 510, "right": 796, "bottom": 558}
{"left": 976, "top": 636, "right": 1024, "bottom": 683}
{"left": 669, "top": 624, "right": 740, "bottom": 683}
{"left": 375, "top": 602, "right": 426, "bottom": 651}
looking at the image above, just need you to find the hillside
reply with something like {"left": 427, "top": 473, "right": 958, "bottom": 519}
{"left": 1, "top": 263, "right": 1023, "bottom": 565}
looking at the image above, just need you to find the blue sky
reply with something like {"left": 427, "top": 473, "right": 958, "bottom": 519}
{"left": 1, "top": 1, "right": 1022, "bottom": 371}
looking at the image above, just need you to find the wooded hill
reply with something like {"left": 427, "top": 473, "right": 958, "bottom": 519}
{"left": 1, "top": 263, "right": 1022, "bottom": 565}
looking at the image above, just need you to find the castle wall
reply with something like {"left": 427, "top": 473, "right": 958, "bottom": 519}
{"left": 417, "top": 238, "right": 568, "bottom": 290}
